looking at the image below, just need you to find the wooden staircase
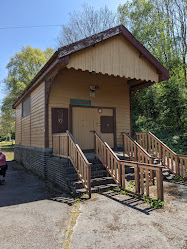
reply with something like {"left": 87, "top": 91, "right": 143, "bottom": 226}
{"left": 61, "top": 157, "right": 117, "bottom": 197}
{"left": 52, "top": 131, "right": 166, "bottom": 200}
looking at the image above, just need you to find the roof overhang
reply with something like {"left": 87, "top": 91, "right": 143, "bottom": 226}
{"left": 58, "top": 25, "right": 169, "bottom": 81}
{"left": 12, "top": 24, "right": 169, "bottom": 108}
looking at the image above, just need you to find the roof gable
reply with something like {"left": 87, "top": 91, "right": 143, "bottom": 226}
{"left": 58, "top": 25, "right": 169, "bottom": 81}
{"left": 67, "top": 35, "right": 159, "bottom": 82}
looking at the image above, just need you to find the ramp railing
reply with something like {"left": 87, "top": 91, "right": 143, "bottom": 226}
{"left": 123, "top": 132, "right": 153, "bottom": 164}
{"left": 93, "top": 131, "right": 164, "bottom": 201}
{"left": 52, "top": 131, "right": 91, "bottom": 197}
{"left": 136, "top": 132, "right": 187, "bottom": 177}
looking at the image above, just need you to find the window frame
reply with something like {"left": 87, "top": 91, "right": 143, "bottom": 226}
{"left": 22, "top": 96, "right": 31, "bottom": 117}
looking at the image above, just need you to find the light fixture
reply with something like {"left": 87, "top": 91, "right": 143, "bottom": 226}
{"left": 90, "top": 85, "right": 96, "bottom": 91}
{"left": 90, "top": 71, "right": 96, "bottom": 75}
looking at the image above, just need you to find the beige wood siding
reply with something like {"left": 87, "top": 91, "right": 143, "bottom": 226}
{"left": 49, "top": 68, "right": 130, "bottom": 148}
{"left": 67, "top": 35, "right": 159, "bottom": 82}
{"left": 30, "top": 81, "right": 45, "bottom": 148}
{"left": 15, "top": 82, "right": 45, "bottom": 148}
{"left": 15, "top": 103, "right": 22, "bottom": 144}
{"left": 22, "top": 115, "right": 31, "bottom": 146}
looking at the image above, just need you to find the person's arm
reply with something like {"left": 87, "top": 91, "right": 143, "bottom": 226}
{"left": 0, "top": 154, "right": 5, "bottom": 161}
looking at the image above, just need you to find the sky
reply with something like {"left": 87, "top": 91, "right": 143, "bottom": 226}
{"left": 0, "top": 0, "right": 125, "bottom": 106}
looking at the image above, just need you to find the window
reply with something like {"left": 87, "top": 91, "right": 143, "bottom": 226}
{"left": 22, "top": 96, "right": 30, "bottom": 117}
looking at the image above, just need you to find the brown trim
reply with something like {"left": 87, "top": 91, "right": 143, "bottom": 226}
{"left": 130, "top": 81, "right": 153, "bottom": 92}
{"left": 30, "top": 105, "right": 31, "bottom": 147}
{"left": 70, "top": 105, "right": 117, "bottom": 149}
{"left": 113, "top": 108, "right": 117, "bottom": 150}
{"left": 21, "top": 105, "right": 22, "bottom": 145}
{"left": 127, "top": 79, "right": 142, "bottom": 86}
{"left": 13, "top": 56, "right": 69, "bottom": 109}
{"left": 69, "top": 105, "right": 73, "bottom": 134}
{"left": 58, "top": 26, "right": 120, "bottom": 58}
{"left": 119, "top": 25, "right": 169, "bottom": 80}
{"left": 129, "top": 89, "right": 132, "bottom": 137}
{"left": 44, "top": 81, "right": 49, "bottom": 148}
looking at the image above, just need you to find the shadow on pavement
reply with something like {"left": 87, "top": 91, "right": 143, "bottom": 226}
{"left": 101, "top": 191, "right": 155, "bottom": 215}
{"left": 0, "top": 161, "right": 74, "bottom": 208}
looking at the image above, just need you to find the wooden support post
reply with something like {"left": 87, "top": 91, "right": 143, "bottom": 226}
{"left": 94, "top": 133, "right": 96, "bottom": 159}
{"left": 67, "top": 135, "right": 69, "bottom": 157}
{"left": 134, "top": 165, "right": 140, "bottom": 194}
{"left": 59, "top": 135, "right": 60, "bottom": 156}
{"left": 76, "top": 151, "right": 79, "bottom": 171}
{"left": 140, "top": 168, "right": 144, "bottom": 195}
{"left": 159, "top": 144, "right": 162, "bottom": 161}
{"left": 122, "top": 164, "right": 125, "bottom": 189}
{"left": 145, "top": 169, "right": 149, "bottom": 197}
{"left": 119, "top": 163, "right": 122, "bottom": 186}
{"left": 175, "top": 156, "right": 179, "bottom": 175}
{"left": 146, "top": 133, "right": 149, "bottom": 152}
{"left": 135, "top": 133, "right": 137, "bottom": 142}
{"left": 123, "top": 134, "right": 125, "bottom": 157}
{"left": 180, "top": 158, "right": 183, "bottom": 178}
{"left": 87, "top": 164, "right": 91, "bottom": 198}
{"left": 156, "top": 168, "right": 164, "bottom": 201}
{"left": 150, "top": 157, "right": 154, "bottom": 184}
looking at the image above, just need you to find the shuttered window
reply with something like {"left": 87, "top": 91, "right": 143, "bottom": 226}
{"left": 22, "top": 96, "right": 31, "bottom": 117}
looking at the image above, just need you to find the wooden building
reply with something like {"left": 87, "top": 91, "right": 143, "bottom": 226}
{"left": 13, "top": 25, "right": 169, "bottom": 186}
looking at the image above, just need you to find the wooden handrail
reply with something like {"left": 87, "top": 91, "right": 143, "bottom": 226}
{"left": 148, "top": 132, "right": 177, "bottom": 156}
{"left": 123, "top": 132, "right": 153, "bottom": 165}
{"left": 52, "top": 131, "right": 91, "bottom": 197}
{"left": 136, "top": 131, "right": 187, "bottom": 178}
{"left": 93, "top": 131, "right": 164, "bottom": 201}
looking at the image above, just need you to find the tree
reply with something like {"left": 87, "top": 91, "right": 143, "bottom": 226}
{"left": 4, "top": 46, "right": 54, "bottom": 96}
{"left": 57, "top": 4, "right": 119, "bottom": 47}
{"left": 118, "top": 0, "right": 187, "bottom": 80}
{"left": 1, "top": 46, "right": 54, "bottom": 136}
{"left": 118, "top": 0, "right": 187, "bottom": 146}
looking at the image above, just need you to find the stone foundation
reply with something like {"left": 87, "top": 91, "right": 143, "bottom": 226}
{"left": 14, "top": 145, "right": 71, "bottom": 193}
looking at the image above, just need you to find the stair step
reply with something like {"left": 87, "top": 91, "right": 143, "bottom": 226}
{"left": 162, "top": 168, "right": 175, "bottom": 180}
{"left": 91, "top": 169, "right": 108, "bottom": 178}
{"left": 91, "top": 163, "right": 105, "bottom": 171}
{"left": 72, "top": 176, "right": 115, "bottom": 189}
{"left": 76, "top": 183, "right": 117, "bottom": 195}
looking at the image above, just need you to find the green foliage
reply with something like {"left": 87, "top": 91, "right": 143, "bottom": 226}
{"left": 143, "top": 196, "right": 164, "bottom": 209}
{"left": 172, "top": 173, "right": 187, "bottom": 183}
{"left": 126, "top": 180, "right": 135, "bottom": 191}
{"left": 0, "top": 46, "right": 54, "bottom": 136}
{"left": 113, "top": 186, "right": 164, "bottom": 208}
{"left": 0, "top": 135, "right": 6, "bottom": 142}
{"left": 119, "top": 0, "right": 187, "bottom": 153}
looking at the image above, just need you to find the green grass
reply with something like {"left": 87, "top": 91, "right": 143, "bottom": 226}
{"left": 0, "top": 140, "right": 15, "bottom": 147}
{"left": 0, "top": 142, "right": 14, "bottom": 161}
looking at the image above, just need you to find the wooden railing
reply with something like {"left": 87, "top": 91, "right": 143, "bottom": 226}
{"left": 136, "top": 132, "right": 187, "bottom": 177}
{"left": 123, "top": 132, "right": 153, "bottom": 164}
{"left": 52, "top": 131, "right": 91, "bottom": 197}
{"left": 93, "top": 131, "right": 164, "bottom": 201}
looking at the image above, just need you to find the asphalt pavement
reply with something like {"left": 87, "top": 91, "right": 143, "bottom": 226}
{"left": 0, "top": 161, "right": 72, "bottom": 249}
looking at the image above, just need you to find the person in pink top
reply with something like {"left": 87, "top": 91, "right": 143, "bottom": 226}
{"left": 0, "top": 149, "right": 7, "bottom": 184}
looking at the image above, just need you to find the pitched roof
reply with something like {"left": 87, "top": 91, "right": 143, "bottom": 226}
{"left": 12, "top": 24, "right": 169, "bottom": 108}
{"left": 58, "top": 25, "right": 169, "bottom": 81}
